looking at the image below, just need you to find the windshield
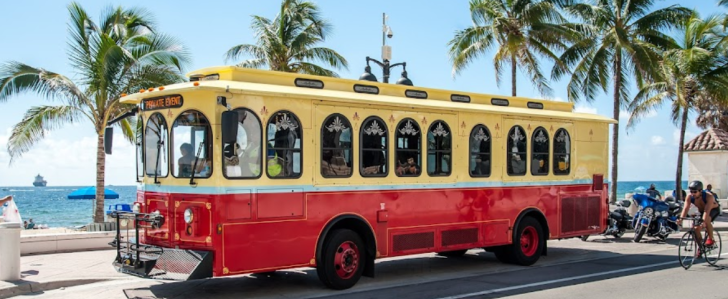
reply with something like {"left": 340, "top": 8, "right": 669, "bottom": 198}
{"left": 172, "top": 110, "right": 212, "bottom": 178}
{"left": 144, "top": 113, "right": 169, "bottom": 177}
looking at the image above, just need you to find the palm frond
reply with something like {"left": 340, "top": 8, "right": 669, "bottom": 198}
{"left": 7, "top": 105, "right": 82, "bottom": 162}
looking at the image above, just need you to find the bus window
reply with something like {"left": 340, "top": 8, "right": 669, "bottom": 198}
{"left": 144, "top": 113, "right": 168, "bottom": 177}
{"left": 136, "top": 115, "right": 144, "bottom": 180}
{"left": 427, "top": 121, "right": 451, "bottom": 176}
{"left": 223, "top": 108, "right": 262, "bottom": 178}
{"left": 469, "top": 125, "right": 491, "bottom": 177}
{"left": 266, "top": 111, "right": 302, "bottom": 178}
{"left": 172, "top": 110, "right": 212, "bottom": 178}
{"left": 554, "top": 129, "right": 571, "bottom": 175}
{"left": 507, "top": 125, "right": 527, "bottom": 176}
{"left": 395, "top": 118, "right": 421, "bottom": 177}
{"left": 360, "top": 117, "right": 388, "bottom": 177}
{"left": 531, "top": 127, "right": 549, "bottom": 176}
{"left": 321, "top": 114, "right": 352, "bottom": 178}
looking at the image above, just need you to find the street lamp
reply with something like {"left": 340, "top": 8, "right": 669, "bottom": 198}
{"left": 359, "top": 13, "right": 412, "bottom": 85}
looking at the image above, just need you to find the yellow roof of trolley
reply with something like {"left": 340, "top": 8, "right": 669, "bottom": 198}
{"left": 119, "top": 66, "right": 616, "bottom": 124}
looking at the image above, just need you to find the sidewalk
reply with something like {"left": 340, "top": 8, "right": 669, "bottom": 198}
{"left": 0, "top": 250, "right": 136, "bottom": 298}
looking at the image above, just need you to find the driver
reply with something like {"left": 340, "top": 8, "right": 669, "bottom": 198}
{"left": 678, "top": 180, "right": 719, "bottom": 252}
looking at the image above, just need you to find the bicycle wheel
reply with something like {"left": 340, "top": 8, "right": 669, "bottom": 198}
{"left": 678, "top": 231, "right": 697, "bottom": 270}
{"left": 705, "top": 230, "right": 722, "bottom": 266}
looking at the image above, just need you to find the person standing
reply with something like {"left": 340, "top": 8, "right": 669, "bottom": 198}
{"left": 646, "top": 184, "right": 662, "bottom": 200}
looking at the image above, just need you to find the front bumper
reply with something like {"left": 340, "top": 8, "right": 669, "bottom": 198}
{"left": 109, "top": 212, "right": 213, "bottom": 280}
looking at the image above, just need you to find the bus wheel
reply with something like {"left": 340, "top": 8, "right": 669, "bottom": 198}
{"left": 511, "top": 217, "right": 544, "bottom": 266}
{"left": 317, "top": 229, "right": 365, "bottom": 290}
{"left": 436, "top": 249, "right": 468, "bottom": 257}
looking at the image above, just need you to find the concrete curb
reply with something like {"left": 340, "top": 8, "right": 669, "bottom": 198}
{"left": 0, "top": 278, "right": 116, "bottom": 299}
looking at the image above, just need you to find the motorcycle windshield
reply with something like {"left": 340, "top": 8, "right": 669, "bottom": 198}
{"left": 633, "top": 194, "right": 657, "bottom": 207}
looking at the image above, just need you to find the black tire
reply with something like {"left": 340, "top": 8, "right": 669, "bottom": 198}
{"left": 705, "top": 230, "right": 722, "bottom": 266}
{"left": 495, "top": 217, "right": 544, "bottom": 266}
{"left": 436, "top": 249, "right": 468, "bottom": 257}
{"left": 316, "top": 229, "right": 365, "bottom": 290}
{"left": 613, "top": 229, "right": 625, "bottom": 239}
{"left": 580, "top": 235, "right": 590, "bottom": 242}
{"left": 633, "top": 224, "right": 646, "bottom": 243}
{"left": 678, "top": 231, "right": 697, "bottom": 270}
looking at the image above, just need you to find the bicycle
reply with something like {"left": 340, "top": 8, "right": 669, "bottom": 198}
{"left": 678, "top": 215, "right": 723, "bottom": 269}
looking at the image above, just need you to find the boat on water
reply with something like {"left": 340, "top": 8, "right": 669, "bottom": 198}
{"left": 33, "top": 174, "right": 47, "bottom": 187}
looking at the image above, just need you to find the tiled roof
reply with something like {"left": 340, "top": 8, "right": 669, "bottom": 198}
{"left": 684, "top": 128, "right": 728, "bottom": 152}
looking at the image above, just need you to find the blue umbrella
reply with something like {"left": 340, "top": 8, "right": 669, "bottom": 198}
{"left": 67, "top": 186, "right": 119, "bottom": 200}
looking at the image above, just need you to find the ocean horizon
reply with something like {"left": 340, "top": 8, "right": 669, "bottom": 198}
{"left": 0, "top": 180, "right": 689, "bottom": 228}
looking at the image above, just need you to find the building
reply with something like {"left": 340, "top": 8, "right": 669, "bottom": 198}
{"left": 684, "top": 128, "right": 728, "bottom": 199}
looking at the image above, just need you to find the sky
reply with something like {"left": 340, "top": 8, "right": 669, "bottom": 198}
{"left": 0, "top": 0, "right": 722, "bottom": 186}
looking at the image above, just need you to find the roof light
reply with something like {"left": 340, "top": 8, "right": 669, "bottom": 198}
{"left": 159, "top": 86, "right": 165, "bottom": 91}
{"left": 148, "top": 88, "right": 154, "bottom": 92}
{"left": 193, "top": 82, "right": 200, "bottom": 87}
{"left": 139, "top": 89, "right": 145, "bottom": 93}
{"left": 121, "top": 93, "right": 127, "bottom": 97}
{"left": 491, "top": 98, "right": 509, "bottom": 106}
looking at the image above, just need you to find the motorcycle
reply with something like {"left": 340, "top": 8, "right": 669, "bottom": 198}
{"left": 631, "top": 193, "right": 682, "bottom": 242}
{"left": 580, "top": 199, "right": 633, "bottom": 241}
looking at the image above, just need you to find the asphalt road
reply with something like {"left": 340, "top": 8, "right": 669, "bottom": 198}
{"left": 13, "top": 229, "right": 728, "bottom": 299}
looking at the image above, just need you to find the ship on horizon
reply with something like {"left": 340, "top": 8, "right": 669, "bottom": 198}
{"left": 33, "top": 174, "right": 47, "bottom": 187}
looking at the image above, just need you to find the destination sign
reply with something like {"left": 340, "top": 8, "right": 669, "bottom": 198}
{"left": 353, "top": 84, "right": 379, "bottom": 95}
{"left": 405, "top": 89, "right": 428, "bottom": 99}
{"left": 451, "top": 94, "right": 471, "bottom": 103}
{"left": 142, "top": 95, "right": 184, "bottom": 111}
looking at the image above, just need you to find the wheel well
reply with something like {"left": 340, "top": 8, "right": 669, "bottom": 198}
{"left": 316, "top": 215, "right": 376, "bottom": 277}
{"left": 514, "top": 209, "right": 549, "bottom": 256}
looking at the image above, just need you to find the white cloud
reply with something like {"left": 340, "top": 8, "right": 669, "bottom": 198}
{"left": 0, "top": 128, "right": 136, "bottom": 186}
{"left": 574, "top": 105, "right": 597, "bottom": 114}
{"left": 651, "top": 136, "right": 665, "bottom": 145}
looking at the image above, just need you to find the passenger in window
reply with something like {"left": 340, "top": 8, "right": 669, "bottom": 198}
{"left": 531, "top": 156, "right": 547, "bottom": 175}
{"left": 396, "top": 157, "right": 420, "bottom": 176}
{"left": 511, "top": 154, "right": 525, "bottom": 174}
{"left": 362, "top": 136, "right": 385, "bottom": 175}
{"left": 178, "top": 143, "right": 196, "bottom": 177}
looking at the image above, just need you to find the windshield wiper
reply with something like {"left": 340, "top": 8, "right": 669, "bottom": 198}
{"left": 154, "top": 140, "right": 162, "bottom": 184}
{"left": 189, "top": 143, "right": 204, "bottom": 185}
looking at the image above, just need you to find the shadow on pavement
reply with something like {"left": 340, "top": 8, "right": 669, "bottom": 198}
{"left": 120, "top": 243, "right": 707, "bottom": 299}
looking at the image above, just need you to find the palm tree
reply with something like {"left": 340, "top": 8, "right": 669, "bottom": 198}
{"left": 225, "top": 0, "right": 348, "bottom": 77}
{"left": 0, "top": 3, "right": 189, "bottom": 223}
{"left": 627, "top": 12, "right": 728, "bottom": 197}
{"left": 448, "top": 0, "right": 576, "bottom": 97}
{"left": 555, "top": 0, "right": 690, "bottom": 202}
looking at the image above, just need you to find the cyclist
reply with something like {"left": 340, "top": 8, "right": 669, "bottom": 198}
{"left": 678, "top": 180, "right": 720, "bottom": 249}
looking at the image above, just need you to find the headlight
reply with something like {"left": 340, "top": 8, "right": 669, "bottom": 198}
{"left": 643, "top": 207, "right": 654, "bottom": 217}
{"left": 661, "top": 211, "right": 669, "bottom": 217}
{"left": 132, "top": 203, "right": 141, "bottom": 213}
{"left": 184, "top": 208, "right": 194, "bottom": 224}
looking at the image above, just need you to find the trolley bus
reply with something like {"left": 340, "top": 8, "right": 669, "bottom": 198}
{"left": 106, "top": 66, "right": 614, "bottom": 289}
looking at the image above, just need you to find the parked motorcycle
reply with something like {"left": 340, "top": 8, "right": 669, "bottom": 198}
{"left": 581, "top": 199, "right": 633, "bottom": 241}
{"left": 631, "top": 193, "right": 682, "bottom": 242}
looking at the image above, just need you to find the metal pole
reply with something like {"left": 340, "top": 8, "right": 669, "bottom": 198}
{"left": 382, "top": 13, "right": 386, "bottom": 51}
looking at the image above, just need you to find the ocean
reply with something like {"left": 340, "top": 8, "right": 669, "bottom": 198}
{"left": 0, "top": 186, "right": 137, "bottom": 228}
{"left": 0, "top": 181, "right": 688, "bottom": 228}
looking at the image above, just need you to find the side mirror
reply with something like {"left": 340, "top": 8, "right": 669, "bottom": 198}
{"left": 221, "top": 111, "right": 238, "bottom": 144}
{"left": 104, "top": 127, "right": 114, "bottom": 155}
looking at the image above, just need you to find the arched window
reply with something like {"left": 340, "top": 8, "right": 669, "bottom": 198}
{"left": 469, "top": 125, "right": 491, "bottom": 177}
{"left": 321, "top": 113, "right": 353, "bottom": 178}
{"left": 172, "top": 110, "right": 213, "bottom": 178}
{"left": 554, "top": 129, "right": 571, "bottom": 175}
{"left": 427, "top": 121, "right": 452, "bottom": 176}
{"left": 395, "top": 118, "right": 421, "bottom": 177}
{"left": 360, "top": 116, "right": 388, "bottom": 177}
{"left": 507, "top": 125, "right": 527, "bottom": 176}
{"left": 531, "top": 127, "right": 549, "bottom": 176}
{"left": 266, "top": 110, "right": 303, "bottom": 178}
{"left": 136, "top": 115, "right": 144, "bottom": 180}
{"left": 144, "top": 113, "right": 168, "bottom": 177}
{"left": 223, "top": 108, "right": 262, "bottom": 179}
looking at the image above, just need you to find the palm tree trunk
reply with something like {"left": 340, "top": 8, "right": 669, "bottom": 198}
{"left": 676, "top": 101, "right": 690, "bottom": 199}
{"left": 93, "top": 132, "right": 106, "bottom": 223}
{"left": 511, "top": 55, "right": 517, "bottom": 97}
{"left": 610, "top": 52, "right": 622, "bottom": 203}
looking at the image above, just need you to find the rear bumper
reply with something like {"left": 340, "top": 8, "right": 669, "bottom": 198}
{"left": 109, "top": 211, "right": 213, "bottom": 280}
